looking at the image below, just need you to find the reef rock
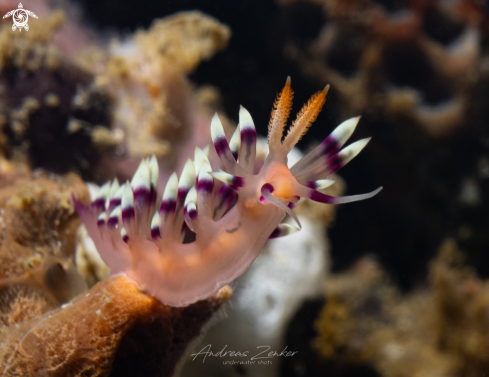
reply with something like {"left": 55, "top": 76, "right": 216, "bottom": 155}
{"left": 308, "top": 239, "right": 489, "bottom": 377}
{"left": 85, "top": 11, "right": 231, "bottom": 168}
{"left": 0, "top": 159, "right": 233, "bottom": 376}
{"left": 0, "top": 274, "right": 232, "bottom": 377}
{"left": 0, "top": 161, "right": 89, "bottom": 326}
{"left": 275, "top": 0, "right": 489, "bottom": 292}
{"left": 0, "top": 11, "right": 115, "bottom": 179}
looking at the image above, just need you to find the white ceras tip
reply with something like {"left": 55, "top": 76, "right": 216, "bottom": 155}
{"left": 151, "top": 211, "right": 160, "bottom": 229}
{"left": 131, "top": 159, "right": 151, "bottom": 190}
{"left": 97, "top": 181, "right": 111, "bottom": 201}
{"left": 109, "top": 205, "right": 121, "bottom": 219}
{"left": 194, "top": 147, "right": 209, "bottom": 176}
{"left": 331, "top": 116, "right": 360, "bottom": 145}
{"left": 179, "top": 158, "right": 196, "bottom": 190}
{"left": 210, "top": 113, "right": 226, "bottom": 141}
{"left": 162, "top": 172, "right": 179, "bottom": 201}
{"left": 109, "top": 179, "right": 120, "bottom": 198}
{"left": 239, "top": 106, "right": 255, "bottom": 131}
{"left": 184, "top": 186, "right": 198, "bottom": 207}
{"left": 149, "top": 154, "right": 159, "bottom": 189}
{"left": 111, "top": 184, "right": 125, "bottom": 201}
{"left": 338, "top": 137, "right": 371, "bottom": 164}
{"left": 121, "top": 182, "right": 134, "bottom": 209}
{"left": 209, "top": 170, "right": 236, "bottom": 186}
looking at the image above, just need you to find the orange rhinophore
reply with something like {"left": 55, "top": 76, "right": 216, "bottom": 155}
{"left": 74, "top": 78, "right": 382, "bottom": 307}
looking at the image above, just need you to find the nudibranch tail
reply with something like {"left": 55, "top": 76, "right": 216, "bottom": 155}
{"left": 74, "top": 77, "right": 381, "bottom": 307}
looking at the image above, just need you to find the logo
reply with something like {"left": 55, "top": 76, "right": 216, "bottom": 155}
{"left": 3, "top": 3, "right": 37, "bottom": 32}
{"left": 190, "top": 344, "right": 298, "bottom": 365}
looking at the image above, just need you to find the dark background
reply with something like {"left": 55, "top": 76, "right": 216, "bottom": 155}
{"left": 75, "top": 0, "right": 489, "bottom": 295}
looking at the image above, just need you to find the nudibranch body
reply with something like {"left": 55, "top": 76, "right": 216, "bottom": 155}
{"left": 74, "top": 78, "right": 382, "bottom": 307}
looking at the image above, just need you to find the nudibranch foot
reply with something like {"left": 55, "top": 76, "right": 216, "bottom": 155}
{"left": 74, "top": 77, "right": 382, "bottom": 307}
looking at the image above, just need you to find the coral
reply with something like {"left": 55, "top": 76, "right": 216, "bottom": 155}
{"left": 74, "top": 78, "right": 381, "bottom": 307}
{"left": 0, "top": 4, "right": 233, "bottom": 185}
{"left": 310, "top": 239, "right": 489, "bottom": 377}
{"left": 80, "top": 11, "right": 231, "bottom": 164}
{"left": 0, "top": 159, "right": 89, "bottom": 326}
{"left": 275, "top": 0, "right": 489, "bottom": 289}
{"left": 279, "top": 0, "right": 487, "bottom": 137}
{"left": 429, "top": 239, "right": 489, "bottom": 375}
{"left": 75, "top": 224, "right": 110, "bottom": 289}
{"left": 0, "top": 274, "right": 232, "bottom": 377}
{"left": 0, "top": 11, "right": 115, "bottom": 178}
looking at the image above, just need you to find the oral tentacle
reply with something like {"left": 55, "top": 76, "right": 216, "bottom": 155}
{"left": 290, "top": 116, "right": 360, "bottom": 176}
{"left": 295, "top": 184, "right": 383, "bottom": 205}
{"left": 260, "top": 183, "right": 301, "bottom": 228}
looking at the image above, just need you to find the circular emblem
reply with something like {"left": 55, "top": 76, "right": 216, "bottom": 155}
{"left": 12, "top": 9, "right": 29, "bottom": 30}
{"left": 2, "top": 3, "right": 38, "bottom": 32}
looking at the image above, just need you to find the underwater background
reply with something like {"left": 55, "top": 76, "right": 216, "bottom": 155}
{"left": 1, "top": 0, "right": 489, "bottom": 376}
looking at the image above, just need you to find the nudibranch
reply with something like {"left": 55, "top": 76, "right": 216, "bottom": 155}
{"left": 74, "top": 78, "right": 382, "bottom": 307}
